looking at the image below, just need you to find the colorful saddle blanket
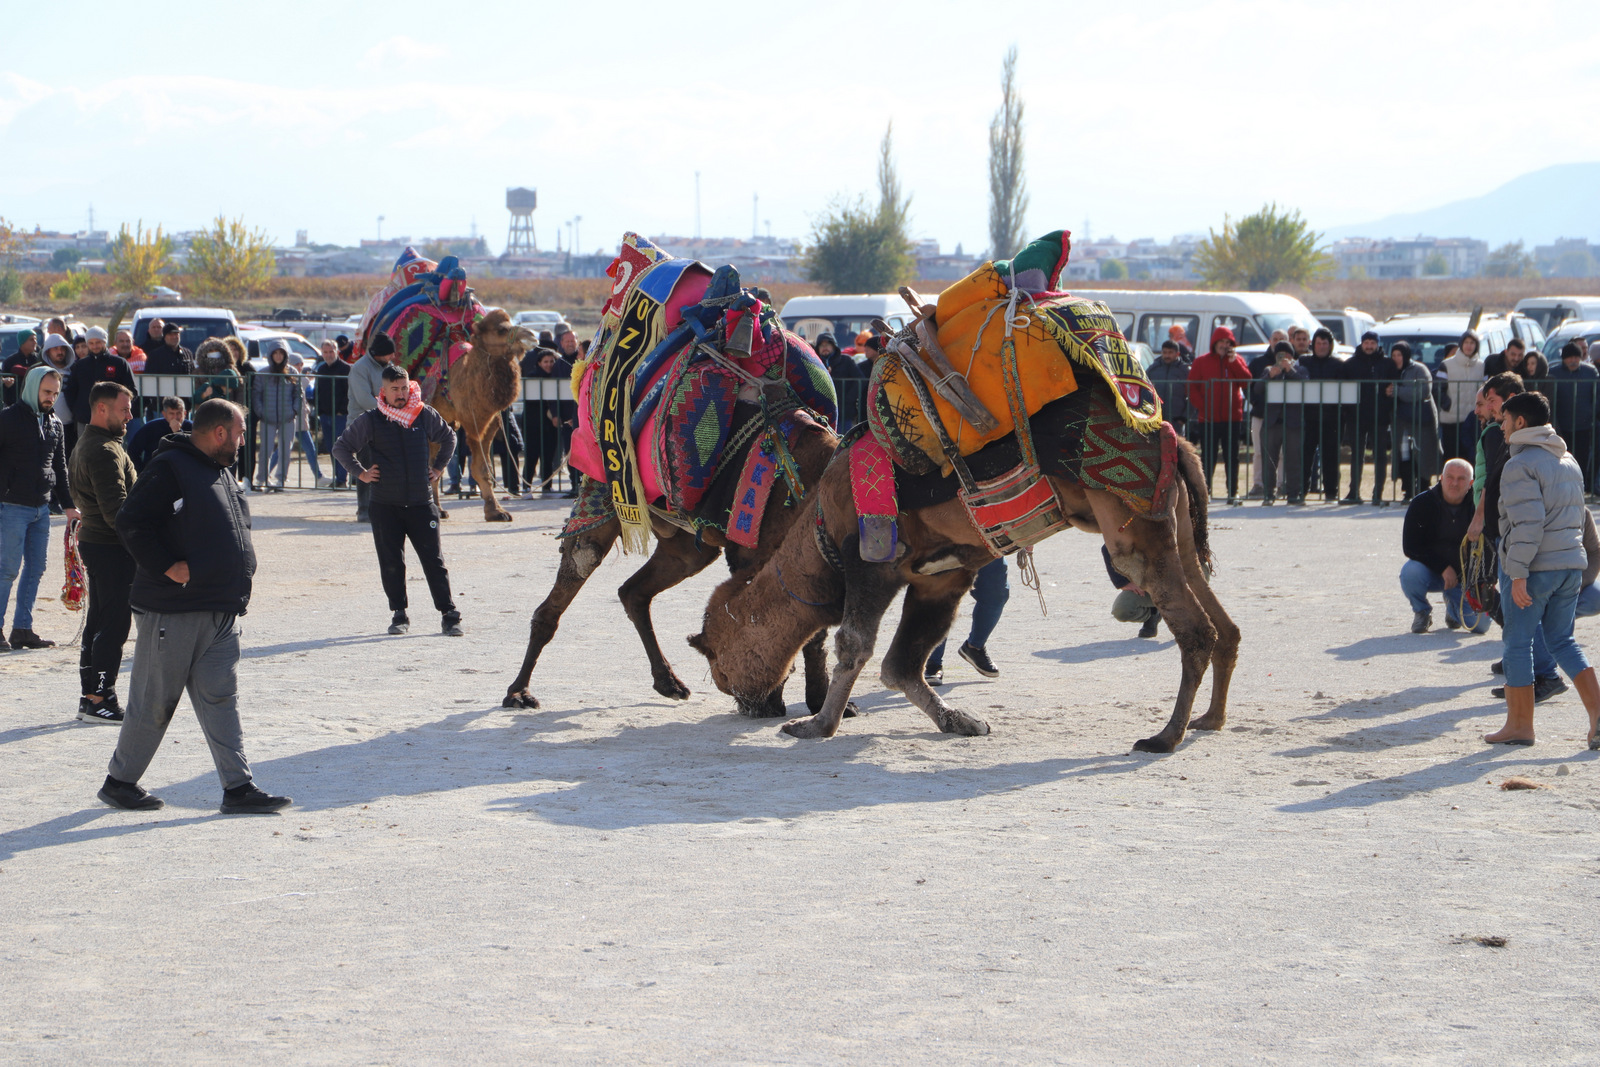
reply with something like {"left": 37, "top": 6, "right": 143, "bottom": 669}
{"left": 868, "top": 230, "right": 1163, "bottom": 477}
{"left": 567, "top": 232, "right": 837, "bottom": 552}
{"left": 358, "top": 249, "right": 485, "bottom": 402}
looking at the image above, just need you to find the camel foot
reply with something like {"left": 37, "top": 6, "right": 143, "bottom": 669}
{"left": 842, "top": 701, "right": 859, "bottom": 719}
{"left": 1132, "top": 732, "right": 1181, "bottom": 754}
{"left": 806, "top": 685, "right": 828, "bottom": 714}
{"left": 502, "top": 691, "right": 540, "bottom": 709}
{"left": 652, "top": 671, "right": 691, "bottom": 701}
{"left": 935, "top": 709, "right": 990, "bottom": 736}
{"left": 780, "top": 714, "right": 839, "bottom": 740}
{"left": 1190, "top": 711, "right": 1226, "bottom": 731}
{"left": 485, "top": 511, "right": 513, "bottom": 523}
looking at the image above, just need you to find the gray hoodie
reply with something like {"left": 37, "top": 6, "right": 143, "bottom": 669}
{"left": 1497, "top": 424, "right": 1588, "bottom": 578}
{"left": 347, "top": 353, "right": 385, "bottom": 418}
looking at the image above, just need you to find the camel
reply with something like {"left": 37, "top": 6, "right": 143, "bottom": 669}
{"left": 426, "top": 308, "right": 534, "bottom": 522}
{"left": 688, "top": 429, "right": 1240, "bottom": 754}
{"left": 501, "top": 419, "right": 839, "bottom": 714}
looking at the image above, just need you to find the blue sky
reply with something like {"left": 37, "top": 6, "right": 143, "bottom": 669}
{"left": 3, "top": 0, "right": 1598, "bottom": 254}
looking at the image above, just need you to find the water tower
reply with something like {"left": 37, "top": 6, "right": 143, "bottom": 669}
{"left": 505, "top": 187, "right": 537, "bottom": 255}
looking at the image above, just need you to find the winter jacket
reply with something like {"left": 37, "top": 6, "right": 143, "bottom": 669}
{"left": 1437, "top": 350, "right": 1486, "bottom": 426}
{"left": 1546, "top": 360, "right": 1599, "bottom": 430}
{"left": 347, "top": 354, "right": 385, "bottom": 418}
{"left": 312, "top": 358, "right": 351, "bottom": 418}
{"left": 1515, "top": 354, "right": 1551, "bottom": 397}
{"left": 1146, "top": 355, "right": 1190, "bottom": 424}
{"left": 1343, "top": 343, "right": 1393, "bottom": 424}
{"left": 1402, "top": 483, "right": 1476, "bottom": 576}
{"left": 1185, "top": 328, "right": 1252, "bottom": 423}
{"left": 116, "top": 433, "right": 256, "bottom": 615}
{"left": 143, "top": 342, "right": 195, "bottom": 376}
{"left": 1, "top": 348, "right": 38, "bottom": 406}
{"left": 63, "top": 352, "right": 137, "bottom": 424}
{"left": 332, "top": 405, "right": 456, "bottom": 507}
{"left": 127, "top": 418, "right": 191, "bottom": 472}
{"left": 251, "top": 369, "right": 304, "bottom": 425}
{"left": 1392, "top": 360, "right": 1442, "bottom": 484}
{"left": 1479, "top": 421, "right": 1507, "bottom": 543}
{"left": 0, "top": 371, "right": 72, "bottom": 510}
{"left": 1497, "top": 424, "right": 1587, "bottom": 578}
{"left": 68, "top": 422, "right": 136, "bottom": 545}
{"left": 1254, "top": 354, "right": 1307, "bottom": 427}
{"left": 822, "top": 341, "right": 869, "bottom": 429}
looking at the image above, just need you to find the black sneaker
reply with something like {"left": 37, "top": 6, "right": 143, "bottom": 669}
{"left": 220, "top": 783, "right": 292, "bottom": 815}
{"left": 1138, "top": 612, "right": 1161, "bottom": 639}
{"left": 98, "top": 775, "right": 163, "bottom": 811}
{"left": 1534, "top": 675, "right": 1569, "bottom": 703}
{"left": 388, "top": 611, "right": 410, "bottom": 635}
{"left": 925, "top": 664, "right": 943, "bottom": 687}
{"left": 1411, "top": 610, "right": 1432, "bottom": 634}
{"left": 441, "top": 611, "right": 464, "bottom": 636}
{"left": 77, "top": 697, "right": 124, "bottom": 725}
{"left": 959, "top": 641, "right": 999, "bottom": 678}
{"left": 1491, "top": 660, "right": 1504, "bottom": 675}
{"left": 1444, "top": 614, "right": 1462, "bottom": 630}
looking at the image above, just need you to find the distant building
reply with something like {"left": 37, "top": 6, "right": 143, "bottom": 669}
{"left": 1330, "top": 236, "right": 1487, "bottom": 279}
{"left": 1532, "top": 238, "right": 1600, "bottom": 278}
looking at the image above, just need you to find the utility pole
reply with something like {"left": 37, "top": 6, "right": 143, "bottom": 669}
{"left": 377, "top": 215, "right": 385, "bottom": 241}
{"left": 88, "top": 205, "right": 94, "bottom": 233}
{"left": 694, "top": 172, "right": 701, "bottom": 240}
{"left": 752, "top": 193, "right": 758, "bottom": 240}
{"left": 575, "top": 215, "right": 582, "bottom": 256}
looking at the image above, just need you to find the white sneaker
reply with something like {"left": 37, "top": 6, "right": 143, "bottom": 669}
{"left": 315, "top": 476, "right": 335, "bottom": 488}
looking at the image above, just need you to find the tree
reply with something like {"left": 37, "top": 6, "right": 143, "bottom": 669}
{"left": 1422, "top": 251, "right": 1449, "bottom": 276}
{"left": 188, "top": 215, "right": 276, "bottom": 300}
{"left": 0, "top": 216, "right": 24, "bottom": 305}
{"left": 1553, "top": 248, "right": 1597, "bottom": 278}
{"left": 51, "top": 247, "right": 83, "bottom": 270}
{"left": 877, "top": 121, "right": 912, "bottom": 240}
{"left": 49, "top": 269, "right": 92, "bottom": 302}
{"left": 1482, "top": 241, "right": 1538, "bottom": 279}
{"left": 987, "top": 46, "right": 1028, "bottom": 261}
{"left": 1192, "top": 203, "right": 1333, "bottom": 290}
{"left": 107, "top": 221, "right": 174, "bottom": 295}
{"left": 1099, "top": 258, "right": 1127, "bottom": 280}
{"left": 804, "top": 196, "right": 916, "bottom": 294}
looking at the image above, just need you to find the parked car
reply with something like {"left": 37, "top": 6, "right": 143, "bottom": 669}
{"left": 1513, "top": 296, "right": 1600, "bottom": 336}
{"left": 1312, "top": 306, "right": 1378, "bottom": 345}
{"left": 128, "top": 306, "right": 239, "bottom": 354}
{"left": 779, "top": 294, "right": 914, "bottom": 352}
{"left": 148, "top": 285, "right": 182, "bottom": 304}
{"left": 239, "top": 325, "right": 320, "bottom": 371}
{"left": 511, "top": 310, "right": 570, "bottom": 334}
{"left": 1375, "top": 313, "right": 1517, "bottom": 369}
{"left": 1082, "top": 289, "right": 1337, "bottom": 368}
{"left": 1540, "top": 319, "right": 1600, "bottom": 361}
{"left": 1, "top": 322, "right": 38, "bottom": 363}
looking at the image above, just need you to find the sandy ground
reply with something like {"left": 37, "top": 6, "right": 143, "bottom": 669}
{"left": 2, "top": 488, "right": 1598, "bottom": 1065}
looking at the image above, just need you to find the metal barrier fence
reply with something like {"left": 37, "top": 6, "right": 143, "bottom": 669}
{"left": 132, "top": 373, "right": 581, "bottom": 496}
{"left": 1182, "top": 375, "right": 1600, "bottom": 505}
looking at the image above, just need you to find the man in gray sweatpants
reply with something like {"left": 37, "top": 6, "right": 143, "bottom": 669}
{"left": 98, "top": 398, "right": 292, "bottom": 815}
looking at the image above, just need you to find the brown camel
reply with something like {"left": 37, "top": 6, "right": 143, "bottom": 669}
{"left": 689, "top": 433, "right": 1240, "bottom": 754}
{"left": 502, "top": 420, "right": 840, "bottom": 714}
{"left": 426, "top": 308, "right": 535, "bottom": 522}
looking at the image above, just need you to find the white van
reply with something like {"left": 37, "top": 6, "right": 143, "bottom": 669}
{"left": 1513, "top": 296, "right": 1600, "bottom": 336}
{"left": 1078, "top": 289, "right": 1327, "bottom": 356}
{"left": 128, "top": 306, "right": 239, "bottom": 353}
{"left": 779, "top": 294, "right": 913, "bottom": 353}
{"left": 1312, "top": 306, "right": 1379, "bottom": 345}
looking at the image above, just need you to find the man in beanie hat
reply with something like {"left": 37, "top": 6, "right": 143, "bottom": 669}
{"left": 347, "top": 330, "right": 396, "bottom": 522}
{"left": 64, "top": 326, "right": 138, "bottom": 430}
{"left": 0, "top": 366, "right": 80, "bottom": 650}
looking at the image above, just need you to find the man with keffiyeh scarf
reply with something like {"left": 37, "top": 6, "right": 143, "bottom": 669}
{"left": 333, "top": 364, "right": 463, "bottom": 636}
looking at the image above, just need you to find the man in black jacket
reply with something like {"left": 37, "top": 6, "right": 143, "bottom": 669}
{"left": 1, "top": 330, "right": 39, "bottom": 406}
{"left": 313, "top": 340, "right": 352, "bottom": 487}
{"left": 63, "top": 326, "right": 138, "bottom": 429}
{"left": 1401, "top": 458, "right": 1487, "bottom": 634}
{"left": 127, "top": 397, "right": 190, "bottom": 471}
{"left": 99, "top": 398, "right": 291, "bottom": 815}
{"left": 333, "top": 365, "right": 462, "bottom": 636}
{"left": 1343, "top": 331, "right": 1392, "bottom": 505}
{"left": 142, "top": 323, "right": 194, "bottom": 375}
{"left": 1300, "top": 327, "right": 1345, "bottom": 501}
{"left": 0, "top": 367, "right": 80, "bottom": 650}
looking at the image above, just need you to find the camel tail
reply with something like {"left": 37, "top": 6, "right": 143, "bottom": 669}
{"left": 1175, "top": 435, "right": 1213, "bottom": 574}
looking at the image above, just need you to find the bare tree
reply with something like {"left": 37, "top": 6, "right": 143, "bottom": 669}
{"left": 877, "top": 121, "right": 911, "bottom": 236}
{"left": 987, "top": 46, "right": 1028, "bottom": 261}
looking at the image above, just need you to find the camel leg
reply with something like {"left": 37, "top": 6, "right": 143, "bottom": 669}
{"left": 469, "top": 420, "right": 512, "bottom": 522}
{"left": 1181, "top": 538, "right": 1239, "bottom": 733}
{"left": 502, "top": 521, "right": 618, "bottom": 708}
{"left": 429, "top": 438, "right": 449, "bottom": 520}
{"left": 619, "top": 534, "right": 721, "bottom": 700}
{"left": 801, "top": 629, "right": 831, "bottom": 713}
{"left": 879, "top": 573, "right": 991, "bottom": 736}
{"left": 781, "top": 570, "right": 903, "bottom": 740}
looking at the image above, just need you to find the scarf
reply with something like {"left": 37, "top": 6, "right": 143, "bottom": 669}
{"left": 377, "top": 380, "right": 425, "bottom": 428}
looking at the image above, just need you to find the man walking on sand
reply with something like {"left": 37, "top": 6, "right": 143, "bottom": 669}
{"left": 333, "top": 364, "right": 463, "bottom": 637}
{"left": 98, "top": 398, "right": 292, "bottom": 814}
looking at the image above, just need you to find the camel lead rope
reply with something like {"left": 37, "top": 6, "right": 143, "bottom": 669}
{"left": 1016, "top": 547, "right": 1046, "bottom": 616}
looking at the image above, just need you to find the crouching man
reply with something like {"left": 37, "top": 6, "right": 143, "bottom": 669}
{"left": 1401, "top": 458, "right": 1489, "bottom": 633}
{"left": 333, "top": 365, "right": 463, "bottom": 636}
{"left": 100, "top": 399, "right": 292, "bottom": 814}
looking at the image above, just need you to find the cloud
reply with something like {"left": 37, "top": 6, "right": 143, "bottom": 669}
{"left": 358, "top": 36, "right": 450, "bottom": 72}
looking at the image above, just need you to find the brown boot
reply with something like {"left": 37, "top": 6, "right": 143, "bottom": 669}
{"left": 1485, "top": 684, "right": 1536, "bottom": 745}
{"left": 8, "top": 628, "right": 55, "bottom": 650}
{"left": 1571, "top": 667, "right": 1600, "bottom": 750}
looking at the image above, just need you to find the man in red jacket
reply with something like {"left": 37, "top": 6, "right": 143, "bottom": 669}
{"left": 1187, "top": 326, "right": 1253, "bottom": 504}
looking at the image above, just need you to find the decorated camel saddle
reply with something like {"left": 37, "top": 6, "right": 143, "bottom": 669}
{"left": 564, "top": 233, "right": 838, "bottom": 553}
{"left": 357, "top": 247, "right": 484, "bottom": 402}
{"left": 855, "top": 230, "right": 1179, "bottom": 561}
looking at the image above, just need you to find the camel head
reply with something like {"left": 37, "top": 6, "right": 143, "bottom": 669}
{"left": 472, "top": 308, "right": 536, "bottom": 360}
{"left": 688, "top": 576, "right": 792, "bottom": 716}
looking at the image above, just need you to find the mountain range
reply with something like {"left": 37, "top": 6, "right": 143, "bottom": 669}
{"left": 1321, "top": 162, "right": 1600, "bottom": 247}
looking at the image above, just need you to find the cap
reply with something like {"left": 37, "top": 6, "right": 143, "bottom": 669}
{"left": 86, "top": 326, "right": 108, "bottom": 342}
{"left": 552, "top": 322, "right": 573, "bottom": 339}
{"left": 162, "top": 322, "right": 181, "bottom": 336}
{"left": 368, "top": 331, "right": 395, "bottom": 357}
{"left": 1360, "top": 330, "right": 1379, "bottom": 343}
{"left": 1562, "top": 342, "right": 1583, "bottom": 361}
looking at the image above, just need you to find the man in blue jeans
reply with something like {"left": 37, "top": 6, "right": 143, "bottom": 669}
{"left": 1400, "top": 459, "right": 1490, "bottom": 633}
{"left": 0, "top": 367, "right": 81, "bottom": 651}
{"left": 924, "top": 557, "right": 1009, "bottom": 683}
{"left": 1487, "top": 390, "right": 1600, "bottom": 749}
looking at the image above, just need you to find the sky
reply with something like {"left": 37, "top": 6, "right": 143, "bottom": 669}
{"left": 3, "top": 0, "right": 1599, "bottom": 257}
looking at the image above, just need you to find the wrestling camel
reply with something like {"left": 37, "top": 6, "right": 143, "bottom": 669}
{"left": 689, "top": 428, "right": 1240, "bottom": 753}
{"left": 428, "top": 308, "right": 533, "bottom": 522}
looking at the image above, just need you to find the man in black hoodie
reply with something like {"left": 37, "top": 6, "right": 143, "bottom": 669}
{"left": 1299, "top": 327, "right": 1345, "bottom": 501}
{"left": 142, "top": 323, "right": 195, "bottom": 375}
{"left": 816, "top": 332, "right": 867, "bottom": 432}
{"left": 99, "top": 398, "right": 291, "bottom": 815}
{"left": 1343, "top": 330, "right": 1392, "bottom": 504}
